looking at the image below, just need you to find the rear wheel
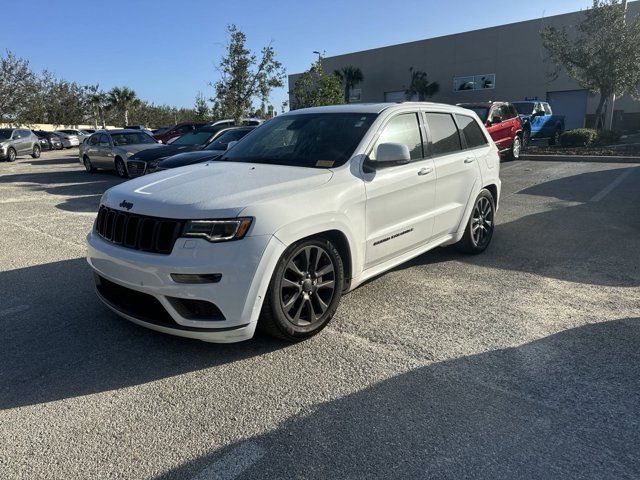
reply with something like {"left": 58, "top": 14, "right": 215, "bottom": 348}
{"left": 115, "top": 157, "right": 128, "bottom": 178}
{"left": 507, "top": 135, "right": 521, "bottom": 161}
{"left": 549, "top": 129, "right": 561, "bottom": 146}
{"left": 7, "top": 147, "right": 16, "bottom": 162}
{"left": 31, "top": 145, "right": 41, "bottom": 159}
{"left": 454, "top": 189, "right": 495, "bottom": 254}
{"left": 522, "top": 129, "right": 530, "bottom": 149}
{"left": 259, "top": 238, "right": 344, "bottom": 341}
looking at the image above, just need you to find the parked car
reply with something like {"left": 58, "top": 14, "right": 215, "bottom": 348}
{"left": 33, "top": 130, "right": 53, "bottom": 151}
{"left": 152, "top": 126, "right": 172, "bottom": 136}
{"left": 153, "top": 127, "right": 256, "bottom": 172}
{"left": 124, "top": 125, "right": 154, "bottom": 136}
{"left": 87, "top": 102, "right": 501, "bottom": 343}
{"left": 208, "top": 118, "right": 264, "bottom": 128}
{"left": 82, "top": 129, "right": 97, "bottom": 135}
{"left": 458, "top": 102, "right": 523, "bottom": 160}
{"left": 79, "top": 130, "right": 165, "bottom": 177}
{"left": 127, "top": 125, "right": 240, "bottom": 176}
{"left": 0, "top": 128, "right": 41, "bottom": 161}
{"left": 56, "top": 129, "right": 91, "bottom": 144}
{"left": 53, "top": 131, "right": 80, "bottom": 148}
{"left": 153, "top": 122, "right": 206, "bottom": 144}
{"left": 512, "top": 101, "right": 565, "bottom": 146}
{"left": 33, "top": 131, "right": 64, "bottom": 150}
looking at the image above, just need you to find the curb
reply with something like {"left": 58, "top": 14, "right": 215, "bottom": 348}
{"left": 520, "top": 154, "right": 640, "bottom": 164}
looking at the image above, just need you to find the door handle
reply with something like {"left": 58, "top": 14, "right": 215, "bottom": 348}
{"left": 464, "top": 157, "right": 475, "bottom": 164}
{"left": 417, "top": 167, "right": 433, "bottom": 176}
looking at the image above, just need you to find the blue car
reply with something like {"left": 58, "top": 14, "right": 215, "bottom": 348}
{"left": 512, "top": 101, "right": 565, "bottom": 146}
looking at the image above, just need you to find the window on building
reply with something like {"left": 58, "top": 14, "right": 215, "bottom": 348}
{"left": 475, "top": 74, "right": 495, "bottom": 90}
{"left": 454, "top": 74, "right": 496, "bottom": 92}
{"left": 425, "top": 113, "right": 462, "bottom": 156}
{"left": 349, "top": 88, "right": 362, "bottom": 103}
{"left": 454, "top": 76, "right": 475, "bottom": 92}
{"left": 372, "top": 113, "right": 423, "bottom": 161}
{"left": 456, "top": 115, "right": 488, "bottom": 148}
{"left": 384, "top": 91, "right": 406, "bottom": 103}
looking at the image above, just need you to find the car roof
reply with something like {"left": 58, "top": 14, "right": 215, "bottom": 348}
{"left": 94, "top": 129, "right": 149, "bottom": 135}
{"left": 458, "top": 101, "right": 510, "bottom": 107}
{"left": 283, "top": 102, "right": 474, "bottom": 116}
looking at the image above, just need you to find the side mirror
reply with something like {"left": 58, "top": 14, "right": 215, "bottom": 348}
{"left": 373, "top": 142, "right": 411, "bottom": 165}
{"left": 226, "top": 141, "right": 238, "bottom": 150}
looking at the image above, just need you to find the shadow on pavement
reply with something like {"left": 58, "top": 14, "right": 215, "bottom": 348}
{"left": 159, "top": 318, "right": 640, "bottom": 479}
{"left": 0, "top": 258, "right": 284, "bottom": 409}
{"left": 399, "top": 167, "right": 640, "bottom": 287}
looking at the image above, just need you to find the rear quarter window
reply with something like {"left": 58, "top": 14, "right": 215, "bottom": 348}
{"left": 455, "top": 115, "right": 488, "bottom": 148}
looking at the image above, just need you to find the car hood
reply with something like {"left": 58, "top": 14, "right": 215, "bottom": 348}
{"left": 113, "top": 143, "right": 165, "bottom": 155}
{"left": 101, "top": 162, "right": 334, "bottom": 219}
{"left": 156, "top": 150, "right": 224, "bottom": 169}
{"left": 129, "top": 144, "right": 204, "bottom": 162}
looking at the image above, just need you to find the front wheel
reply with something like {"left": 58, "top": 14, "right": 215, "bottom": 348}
{"left": 259, "top": 238, "right": 344, "bottom": 341}
{"left": 115, "top": 157, "right": 128, "bottom": 178}
{"left": 508, "top": 135, "right": 521, "bottom": 161}
{"left": 454, "top": 189, "right": 496, "bottom": 254}
{"left": 7, "top": 147, "right": 16, "bottom": 162}
{"left": 31, "top": 145, "right": 41, "bottom": 158}
{"left": 83, "top": 156, "right": 96, "bottom": 173}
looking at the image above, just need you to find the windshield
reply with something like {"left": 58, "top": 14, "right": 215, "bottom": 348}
{"left": 461, "top": 106, "right": 489, "bottom": 122}
{"left": 220, "top": 113, "right": 377, "bottom": 168}
{"left": 111, "top": 132, "right": 157, "bottom": 146}
{"left": 205, "top": 129, "right": 252, "bottom": 151}
{"left": 172, "top": 130, "right": 214, "bottom": 145}
{"left": 0, "top": 129, "right": 12, "bottom": 140}
{"left": 512, "top": 102, "right": 535, "bottom": 115}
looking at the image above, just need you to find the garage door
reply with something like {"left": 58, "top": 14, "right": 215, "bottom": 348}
{"left": 547, "top": 89, "right": 588, "bottom": 130}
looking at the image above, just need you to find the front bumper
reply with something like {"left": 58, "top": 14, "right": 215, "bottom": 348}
{"left": 87, "top": 230, "right": 285, "bottom": 342}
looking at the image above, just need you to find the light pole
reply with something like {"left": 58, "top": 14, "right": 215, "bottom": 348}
{"left": 605, "top": 0, "right": 628, "bottom": 130}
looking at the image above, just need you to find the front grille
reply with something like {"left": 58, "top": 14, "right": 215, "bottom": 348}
{"left": 95, "top": 205, "right": 183, "bottom": 254}
{"left": 95, "top": 274, "right": 176, "bottom": 327}
{"left": 127, "top": 160, "right": 146, "bottom": 177}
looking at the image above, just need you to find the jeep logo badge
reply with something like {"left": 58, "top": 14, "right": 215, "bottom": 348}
{"left": 119, "top": 200, "right": 134, "bottom": 211}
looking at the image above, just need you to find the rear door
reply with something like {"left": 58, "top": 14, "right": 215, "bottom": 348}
{"left": 427, "top": 112, "right": 481, "bottom": 238}
{"left": 363, "top": 111, "right": 437, "bottom": 268}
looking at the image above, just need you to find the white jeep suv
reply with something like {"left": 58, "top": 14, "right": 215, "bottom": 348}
{"left": 87, "top": 103, "right": 501, "bottom": 343}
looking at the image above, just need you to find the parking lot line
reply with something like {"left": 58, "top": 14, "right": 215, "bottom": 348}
{"left": 590, "top": 167, "right": 637, "bottom": 202}
{"left": 191, "top": 442, "right": 265, "bottom": 480}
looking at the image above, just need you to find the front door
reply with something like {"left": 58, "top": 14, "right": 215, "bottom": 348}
{"left": 363, "top": 112, "right": 437, "bottom": 268}
{"left": 95, "top": 134, "right": 113, "bottom": 167}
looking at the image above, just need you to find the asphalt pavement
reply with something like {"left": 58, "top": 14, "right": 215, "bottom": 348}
{"left": 1, "top": 150, "right": 639, "bottom": 479}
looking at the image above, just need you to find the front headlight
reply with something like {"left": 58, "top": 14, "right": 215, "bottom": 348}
{"left": 126, "top": 151, "right": 134, "bottom": 158}
{"left": 183, "top": 218, "right": 252, "bottom": 242}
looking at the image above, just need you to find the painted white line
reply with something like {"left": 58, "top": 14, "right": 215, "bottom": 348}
{"left": 0, "top": 305, "right": 30, "bottom": 317}
{"left": 191, "top": 442, "right": 265, "bottom": 480}
{"left": 590, "top": 167, "right": 636, "bottom": 202}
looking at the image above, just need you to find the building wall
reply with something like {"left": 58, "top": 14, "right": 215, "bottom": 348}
{"left": 289, "top": 2, "right": 640, "bottom": 129}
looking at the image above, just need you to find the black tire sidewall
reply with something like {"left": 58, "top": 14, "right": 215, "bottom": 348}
{"left": 469, "top": 190, "right": 495, "bottom": 252}
{"left": 32, "top": 145, "right": 40, "bottom": 158}
{"left": 265, "top": 238, "right": 344, "bottom": 340}
{"left": 115, "top": 158, "right": 128, "bottom": 178}
{"left": 7, "top": 148, "right": 16, "bottom": 162}
{"left": 84, "top": 156, "right": 94, "bottom": 172}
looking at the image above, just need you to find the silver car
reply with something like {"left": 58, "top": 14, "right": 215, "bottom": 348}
{"left": 0, "top": 128, "right": 41, "bottom": 161}
{"left": 54, "top": 130, "right": 82, "bottom": 148}
{"left": 79, "top": 129, "right": 164, "bottom": 178}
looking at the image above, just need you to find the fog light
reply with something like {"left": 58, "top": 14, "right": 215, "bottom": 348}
{"left": 170, "top": 273, "right": 222, "bottom": 284}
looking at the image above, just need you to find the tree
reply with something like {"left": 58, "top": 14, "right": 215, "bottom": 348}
{"left": 86, "top": 85, "right": 108, "bottom": 128}
{"left": 0, "top": 50, "right": 39, "bottom": 124}
{"left": 107, "top": 86, "right": 140, "bottom": 125}
{"left": 290, "top": 56, "right": 343, "bottom": 110}
{"left": 334, "top": 66, "right": 364, "bottom": 103}
{"left": 405, "top": 68, "right": 440, "bottom": 101}
{"left": 194, "top": 91, "right": 210, "bottom": 121}
{"left": 541, "top": 0, "right": 640, "bottom": 129}
{"left": 211, "top": 24, "right": 286, "bottom": 124}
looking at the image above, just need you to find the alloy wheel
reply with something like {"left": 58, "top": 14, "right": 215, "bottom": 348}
{"left": 7, "top": 148, "right": 16, "bottom": 162}
{"left": 84, "top": 157, "right": 93, "bottom": 172}
{"left": 279, "top": 245, "right": 337, "bottom": 327}
{"left": 116, "top": 159, "right": 127, "bottom": 178}
{"left": 471, "top": 196, "right": 494, "bottom": 248}
{"left": 512, "top": 136, "right": 521, "bottom": 159}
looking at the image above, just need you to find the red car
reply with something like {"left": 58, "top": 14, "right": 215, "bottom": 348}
{"left": 458, "top": 102, "right": 523, "bottom": 160}
{"left": 153, "top": 122, "right": 206, "bottom": 144}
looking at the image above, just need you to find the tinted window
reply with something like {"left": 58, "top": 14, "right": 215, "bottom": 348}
{"left": 111, "top": 132, "right": 156, "bottom": 146}
{"left": 173, "top": 130, "right": 214, "bottom": 145}
{"left": 99, "top": 134, "right": 110, "bottom": 146}
{"left": 205, "top": 129, "right": 252, "bottom": 151}
{"left": 221, "top": 113, "right": 377, "bottom": 168}
{"left": 18, "top": 129, "right": 31, "bottom": 137}
{"left": 89, "top": 135, "right": 100, "bottom": 146}
{"left": 512, "top": 102, "right": 535, "bottom": 115}
{"left": 425, "top": 113, "right": 462, "bottom": 156}
{"left": 175, "top": 125, "right": 193, "bottom": 134}
{"left": 461, "top": 106, "right": 489, "bottom": 123}
{"left": 372, "top": 113, "right": 423, "bottom": 161}
{"left": 542, "top": 103, "right": 552, "bottom": 115}
{"left": 0, "top": 129, "right": 11, "bottom": 140}
{"left": 456, "top": 115, "right": 488, "bottom": 148}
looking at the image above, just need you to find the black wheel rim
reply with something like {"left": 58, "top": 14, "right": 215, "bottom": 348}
{"left": 279, "top": 245, "right": 336, "bottom": 327}
{"left": 471, "top": 197, "right": 494, "bottom": 247}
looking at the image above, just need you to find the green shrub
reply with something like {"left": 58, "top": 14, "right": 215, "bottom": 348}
{"left": 560, "top": 128, "right": 598, "bottom": 147}
{"left": 595, "top": 130, "right": 622, "bottom": 146}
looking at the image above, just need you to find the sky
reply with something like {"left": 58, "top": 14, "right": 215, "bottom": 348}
{"left": 3, "top": 0, "right": 592, "bottom": 113}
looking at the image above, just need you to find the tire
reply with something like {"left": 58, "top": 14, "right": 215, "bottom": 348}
{"left": 83, "top": 155, "right": 95, "bottom": 173}
{"left": 259, "top": 237, "right": 344, "bottom": 341}
{"left": 7, "top": 147, "right": 16, "bottom": 162}
{"left": 522, "top": 129, "right": 530, "bottom": 149}
{"left": 507, "top": 134, "right": 521, "bottom": 161}
{"left": 454, "top": 189, "right": 496, "bottom": 254}
{"left": 549, "top": 129, "right": 561, "bottom": 146}
{"left": 31, "top": 145, "right": 41, "bottom": 159}
{"left": 115, "top": 157, "right": 128, "bottom": 178}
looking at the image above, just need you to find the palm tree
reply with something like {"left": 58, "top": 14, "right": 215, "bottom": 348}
{"left": 86, "top": 85, "right": 107, "bottom": 129}
{"left": 405, "top": 68, "right": 440, "bottom": 101}
{"left": 107, "top": 86, "right": 140, "bottom": 125}
{"left": 334, "top": 66, "right": 364, "bottom": 103}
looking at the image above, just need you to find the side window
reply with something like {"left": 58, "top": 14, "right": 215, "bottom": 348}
{"left": 89, "top": 135, "right": 99, "bottom": 146}
{"left": 425, "top": 113, "right": 462, "bottom": 156}
{"left": 372, "top": 113, "right": 423, "bottom": 161}
{"left": 501, "top": 105, "right": 514, "bottom": 120}
{"left": 99, "top": 134, "right": 110, "bottom": 147}
{"left": 456, "top": 115, "right": 488, "bottom": 149}
{"left": 542, "top": 103, "right": 552, "bottom": 115}
{"left": 176, "top": 125, "right": 191, "bottom": 134}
